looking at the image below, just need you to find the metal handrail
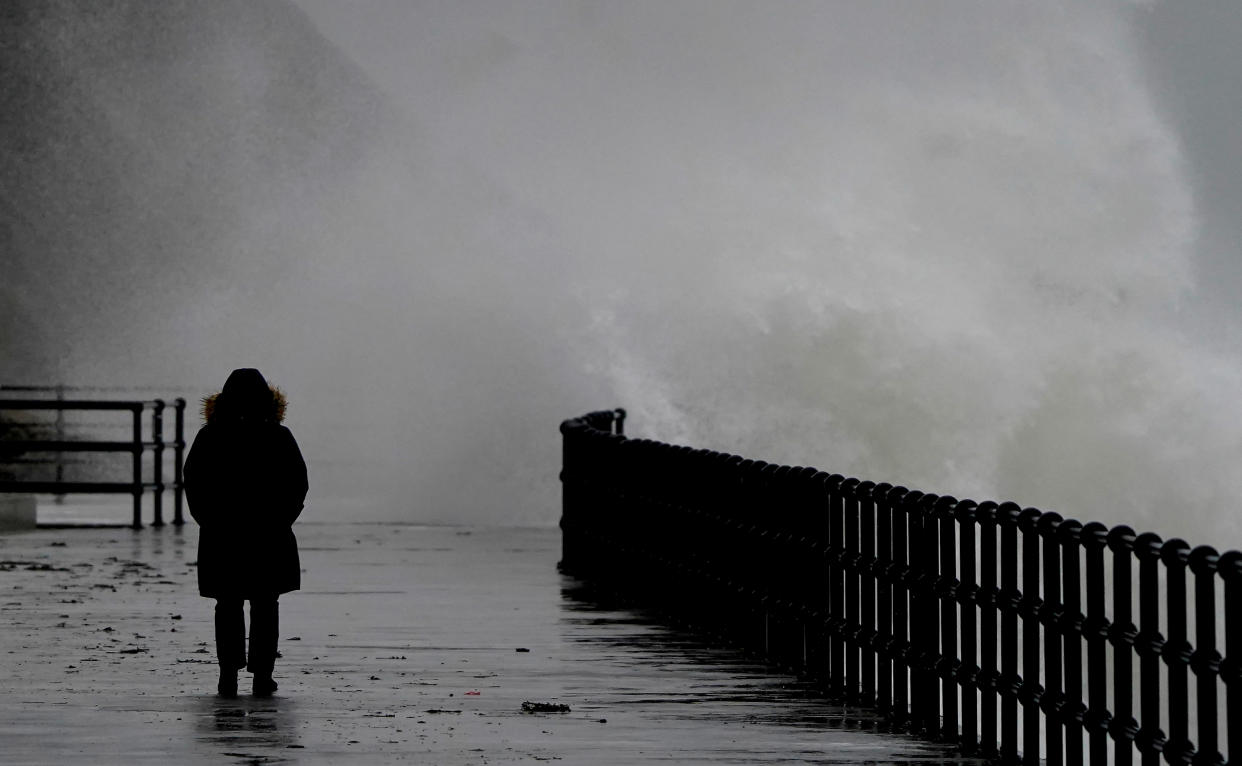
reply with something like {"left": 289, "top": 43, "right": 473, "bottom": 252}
{"left": 0, "top": 397, "right": 187, "bottom": 528}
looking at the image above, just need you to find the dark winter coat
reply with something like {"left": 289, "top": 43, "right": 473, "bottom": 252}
{"left": 184, "top": 369, "right": 308, "bottom": 599}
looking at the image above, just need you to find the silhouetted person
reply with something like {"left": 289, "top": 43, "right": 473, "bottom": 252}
{"left": 184, "top": 368, "right": 308, "bottom": 697}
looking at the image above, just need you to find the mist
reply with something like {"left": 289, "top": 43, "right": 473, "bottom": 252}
{"left": 6, "top": 1, "right": 1242, "bottom": 540}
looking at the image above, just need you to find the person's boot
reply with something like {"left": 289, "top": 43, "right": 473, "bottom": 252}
{"left": 217, "top": 668, "right": 238, "bottom": 698}
{"left": 252, "top": 672, "right": 278, "bottom": 697}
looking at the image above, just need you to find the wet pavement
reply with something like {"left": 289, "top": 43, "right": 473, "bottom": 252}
{"left": 0, "top": 520, "right": 983, "bottom": 764}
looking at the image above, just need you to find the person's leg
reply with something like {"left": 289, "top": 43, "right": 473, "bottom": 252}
{"left": 248, "top": 596, "right": 279, "bottom": 695}
{"left": 214, "top": 598, "right": 245, "bottom": 696}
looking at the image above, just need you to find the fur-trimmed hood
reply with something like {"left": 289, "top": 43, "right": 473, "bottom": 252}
{"left": 201, "top": 368, "right": 287, "bottom": 424}
{"left": 201, "top": 387, "right": 287, "bottom": 424}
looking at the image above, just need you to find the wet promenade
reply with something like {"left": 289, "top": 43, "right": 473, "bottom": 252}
{"left": 0, "top": 518, "right": 982, "bottom": 764}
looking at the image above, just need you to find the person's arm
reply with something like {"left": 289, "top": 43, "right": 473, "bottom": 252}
{"left": 280, "top": 427, "right": 308, "bottom": 525}
{"left": 182, "top": 426, "right": 217, "bottom": 526}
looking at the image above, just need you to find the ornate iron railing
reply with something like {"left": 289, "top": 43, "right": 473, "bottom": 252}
{"left": 559, "top": 409, "right": 1238, "bottom": 765}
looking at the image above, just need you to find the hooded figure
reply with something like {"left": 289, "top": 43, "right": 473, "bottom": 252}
{"left": 184, "top": 368, "right": 308, "bottom": 697}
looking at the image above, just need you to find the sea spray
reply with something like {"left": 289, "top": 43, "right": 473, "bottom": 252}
{"left": 548, "top": 2, "right": 1238, "bottom": 542}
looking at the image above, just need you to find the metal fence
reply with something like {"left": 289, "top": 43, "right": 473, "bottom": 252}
{"left": 559, "top": 409, "right": 1239, "bottom": 765}
{"left": 0, "top": 389, "right": 187, "bottom": 528}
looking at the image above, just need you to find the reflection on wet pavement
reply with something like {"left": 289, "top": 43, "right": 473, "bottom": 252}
{"left": 195, "top": 695, "right": 302, "bottom": 760}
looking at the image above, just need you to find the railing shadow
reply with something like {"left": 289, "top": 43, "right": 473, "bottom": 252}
{"left": 191, "top": 694, "right": 302, "bottom": 761}
{"left": 560, "top": 577, "right": 988, "bottom": 764}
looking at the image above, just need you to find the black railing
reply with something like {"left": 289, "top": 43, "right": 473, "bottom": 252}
{"left": 0, "top": 394, "right": 187, "bottom": 528}
{"left": 559, "top": 409, "right": 1239, "bottom": 765}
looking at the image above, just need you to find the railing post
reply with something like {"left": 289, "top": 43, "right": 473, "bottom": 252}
{"left": 1038, "top": 513, "right": 1065, "bottom": 765}
{"left": 999, "top": 502, "right": 1021, "bottom": 762}
{"left": 858, "top": 480, "right": 877, "bottom": 707}
{"left": 937, "top": 496, "right": 959, "bottom": 743}
{"left": 1188, "top": 545, "right": 1222, "bottom": 766}
{"left": 957, "top": 500, "right": 979, "bottom": 755}
{"left": 173, "top": 397, "right": 186, "bottom": 525}
{"left": 1220, "top": 551, "right": 1242, "bottom": 766}
{"left": 757, "top": 461, "right": 776, "bottom": 659}
{"left": 1135, "top": 532, "right": 1166, "bottom": 766}
{"left": 721, "top": 453, "right": 747, "bottom": 644}
{"left": 809, "top": 471, "right": 833, "bottom": 685}
{"left": 794, "top": 467, "right": 827, "bottom": 678}
{"left": 1018, "top": 508, "right": 1043, "bottom": 765}
{"left": 890, "top": 486, "right": 911, "bottom": 725}
{"left": 904, "top": 486, "right": 924, "bottom": 725}
{"left": 151, "top": 400, "right": 165, "bottom": 527}
{"left": 740, "top": 458, "right": 764, "bottom": 655}
{"left": 912, "top": 492, "right": 941, "bottom": 736}
{"left": 1109, "top": 525, "right": 1138, "bottom": 766}
{"left": 131, "top": 404, "right": 143, "bottom": 529}
{"left": 1160, "top": 539, "right": 1192, "bottom": 765}
{"left": 1082, "top": 522, "right": 1111, "bottom": 765}
{"left": 874, "top": 482, "right": 894, "bottom": 719}
{"left": 977, "top": 501, "right": 999, "bottom": 759}
{"left": 802, "top": 466, "right": 822, "bottom": 674}
{"left": 1058, "top": 519, "right": 1085, "bottom": 766}
{"left": 842, "top": 478, "right": 861, "bottom": 703}
{"left": 826, "top": 474, "right": 846, "bottom": 698}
